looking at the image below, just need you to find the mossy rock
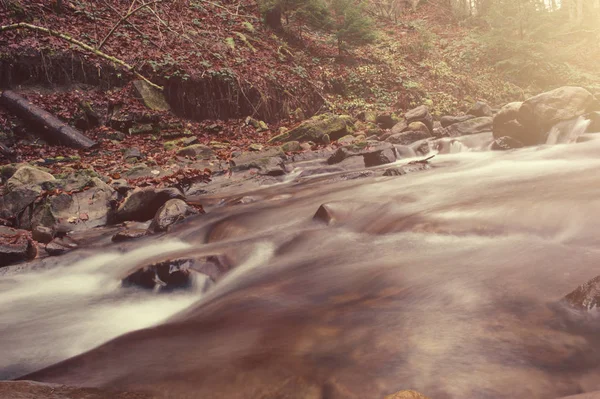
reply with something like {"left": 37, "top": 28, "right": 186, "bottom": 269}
{"left": 268, "top": 114, "right": 354, "bottom": 144}
{"left": 281, "top": 141, "right": 301, "bottom": 152}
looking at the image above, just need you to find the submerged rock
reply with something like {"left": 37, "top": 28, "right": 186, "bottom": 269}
{"left": 122, "top": 258, "right": 212, "bottom": 292}
{"left": 491, "top": 136, "right": 524, "bottom": 151}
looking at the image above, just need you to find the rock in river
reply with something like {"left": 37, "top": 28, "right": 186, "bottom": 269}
{"left": 148, "top": 199, "right": 199, "bottom": 233}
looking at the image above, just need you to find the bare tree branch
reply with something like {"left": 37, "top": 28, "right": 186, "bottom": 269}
{"left": 98, "top": 0, "right": 163, "bottom": 50}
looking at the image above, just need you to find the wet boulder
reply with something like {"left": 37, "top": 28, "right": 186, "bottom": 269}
{"left": 148, "top": 199, "right": 199, "bottom": 233}
{"left": 268, "top": 114, "right": 354, "bottom": 144}
{"left": 441, "top": 114, "right": 475, "bottom": 128}
{"left": 45, "top": 237, "right": 77, "bottom": 256}
{"left": 404, "top": 105, "right": 433, "bottom": 134}
{"left": 586, "top": 111, "right": 600, "bottom": 132}
{"left": 386, "top": 130, "right": 430, "bottom": 145}
{"left": 32, "top": 226, "right": 54, "bottom": 244}
{"left": 6, "top": 166, "right": 54, "bottom": 190}
{"left": 313, "top": 201, "right": 370, "bottom": 225}
{"left": 563, "top": 275, "right": 600, "bottom": 311}
{"left": 445, "top": 116, "right": 493, "bottom": 137}
{"left": 517, "top": 86, "right": 600, "bottom": 144}
{"left": 493, "top": 102, "right": 529, "bottom": 143}
{"left": 115, "top": 187, "right": 184, "bottom": 222}
{"left": 327, "top": 142, "right": 395, "bottom": 167}
{"left": 363, "top": 146, "right": 396, "bottom": 167}
{"left": 467, "top": 101, "right": 493, "bottom": 117}
{"left": 0, "top": 226, "right": 37, "bottom": 267}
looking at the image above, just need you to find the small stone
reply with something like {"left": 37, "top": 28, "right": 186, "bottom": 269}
{"left": 281, "top": 141, "right": 302, "bottom": 152}
{"left": 45, "top": 238, "right": 75, "bottom": 256}
{"left": 124, "top": 147, "right": 143, "bottom": 161}
{"left": 177, "top": 144, "right": 214, "bottom": 159}
{"left": 249, "top": 143, "right": 264, "bottom": 152}
{"left": 112, "top": 228, "right": 148, "bottom": 242}
{"left": 32, "top": 226, "right": 54, "bottom": 244}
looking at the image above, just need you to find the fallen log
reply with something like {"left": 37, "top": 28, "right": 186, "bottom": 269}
{"left": 0, "top": 91, "right": 96, "bottom": 149}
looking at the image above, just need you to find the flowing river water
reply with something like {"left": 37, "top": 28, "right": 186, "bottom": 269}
{"left": 2, "top": 125, "right": 600, "bottom": 398}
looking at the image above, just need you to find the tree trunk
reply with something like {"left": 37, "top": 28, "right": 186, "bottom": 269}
{"left": 0, "top": 91, "right": 96, "bottom": 149}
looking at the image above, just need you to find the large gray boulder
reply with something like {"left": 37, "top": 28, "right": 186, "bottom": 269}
{"left": 517, "top": 86, "right": 600, "bottom": 144}
{"left": 30, "top": 177, "right": 114, "bottom": 232}
{"left": 6, "top": 166, "right": 54, "bottom": 191}
{"left": 268, "top": 114, "right": 354, "bottom": 144}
